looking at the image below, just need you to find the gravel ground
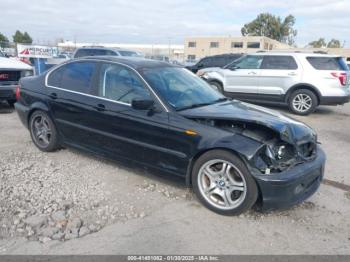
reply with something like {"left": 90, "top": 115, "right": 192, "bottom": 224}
{"left": 0, "top": 101, "right": 349, "bottom": 254}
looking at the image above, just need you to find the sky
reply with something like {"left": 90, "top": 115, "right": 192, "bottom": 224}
{"left": 1, "top": 0, "right": 350, "bottom": 47}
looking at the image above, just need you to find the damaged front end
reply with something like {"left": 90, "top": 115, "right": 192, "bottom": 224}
{"left": 193, "top": 118, "right": 318, "bottom": 175}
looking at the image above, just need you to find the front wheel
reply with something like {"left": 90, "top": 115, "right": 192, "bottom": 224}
{"left": 288, "top": 89, "right": 317, "bottom": 115}
{"left": 29, "top": 110, "right": 60, "bottom": 152}
{"left": 192, "top": 150, "right": 258, "bottom": 216}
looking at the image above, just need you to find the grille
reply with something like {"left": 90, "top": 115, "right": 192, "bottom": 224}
{"left": 0, "top": 71, "right": 21, "bottom": 82}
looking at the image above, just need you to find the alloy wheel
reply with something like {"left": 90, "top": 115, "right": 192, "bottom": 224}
{"left": 31, "top": 114, "right": 52, "bottom": 148}
{"left": 197, "top": 159, "right": 247, "bottom": 210}
{"left": 292, "top": 93, "right": 312, "bottom": 113}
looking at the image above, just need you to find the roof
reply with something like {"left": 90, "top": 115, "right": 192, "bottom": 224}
{"left": 76, "top": 56, "right": 174, "bottom": 70}
{"left": 251, "top": 51, "right": 341, "bottom": 57}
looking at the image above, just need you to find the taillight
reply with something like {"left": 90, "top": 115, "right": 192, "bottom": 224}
{"left": 15, "top": 85, "right": 21, "bottom": 100}
{"left": 331, "top": 72, "right": 347, "bottom": 86}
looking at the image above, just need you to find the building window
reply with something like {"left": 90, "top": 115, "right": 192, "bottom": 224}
{"left": 188, "top": 42, "right": 196, "bottom": 48}
{"left": 210, "top": 42, "right": 219, "bottom": 48}
{"left": 231, "top": 42, "right": 243, "bottom": 48}
{"left": 187, "top": 55, "right": 196, "bottom": 61}
{"left": 247, "top": 42, "right": 261, "bottom": 48}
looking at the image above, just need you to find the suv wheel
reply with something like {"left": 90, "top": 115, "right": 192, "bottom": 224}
{"left": 209, "top": 81, "right": 224, "bottom": 94}
{"left": 29, "top": 110, "right": 59, "bottom": 152}
{"left": 288, "top": 89, "right": 317, "bottom": 115}
{"left": 192, "top": 150, "right": 258, "bottom": 216}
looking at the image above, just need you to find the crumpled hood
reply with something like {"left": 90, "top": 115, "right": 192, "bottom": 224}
{"left": 180, "top": 100, "right": 317, "bottom": 145}
{"left": 0, "top": 57, "right": 32, "bottom": 70}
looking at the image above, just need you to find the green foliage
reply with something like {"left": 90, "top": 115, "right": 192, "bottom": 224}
{"left": 241, "top": 13, "right": 297, "bottom": 45}
{"left": 327, "top": 39, "right": 341, "bottom": 48}
{"left": 13, "top": 30, "right": 33, "bottom": 44}
{"left": 308, "top": 38, "right": 341, "bottom": 48}
{"left": 0, "top": 32, "right": 9, "bottom": 48}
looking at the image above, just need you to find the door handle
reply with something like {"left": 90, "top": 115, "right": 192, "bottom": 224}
{"left": 94, "top": 104, "right": 106, "bottom": 111}
{"left": 248, "top": 71, "right": 257, "bottom": 75}
{"left": 49, "top": 92, "right": 58, "bottom": 99}
{"left": 288, "top": 72, "right": 297, "bottom": 76}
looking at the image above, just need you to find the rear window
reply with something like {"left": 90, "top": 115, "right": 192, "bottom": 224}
{"left": 74, "top": 49, "right": 117, "bottom": 58}
{"left": 48, "top": 62, "right": 96, "bottom": 94}
{"left": 306, "top": 57, "right": 348, "bottom": 71}
{"left": 261, "top": 56, "right": 298, "bottom": 70}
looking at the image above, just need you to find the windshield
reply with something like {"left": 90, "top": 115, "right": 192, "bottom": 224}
{"left": 141, "top": 67, "right": 226, "bottom": 111}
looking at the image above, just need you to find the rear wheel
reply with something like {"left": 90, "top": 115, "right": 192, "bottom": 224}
{"left": 192, "top": 150, "right": 258, "bottom": 216}
{"left": 29, "top": 110, "right": 59, "bottom": 152}
{"left": 288, "top": 89, "right": 318, "bottom": 115}
{"left": 208, "top": 81, "right": 224, "bottom": 94}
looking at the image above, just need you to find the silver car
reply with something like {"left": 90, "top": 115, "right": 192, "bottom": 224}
{"left": 198, "top": 52, "right": 350, "bottom": 115}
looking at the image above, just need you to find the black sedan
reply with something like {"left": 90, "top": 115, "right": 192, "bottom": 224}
{"left": 15, "top": 57, "right": 326, "bottom": 215}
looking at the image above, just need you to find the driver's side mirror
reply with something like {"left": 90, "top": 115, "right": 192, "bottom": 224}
{"left": 131, "top": 98, "right": 155, "bottom": 110}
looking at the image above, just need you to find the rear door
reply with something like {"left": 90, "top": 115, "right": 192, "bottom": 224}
{"left": 223, "top": 55, "right": 263, "bottom": 94}
{"left": 259, "top": 55, "right": 301, "bottom": 99}
{"left": 46, "top": 61, "right": 99, "bottom": 147}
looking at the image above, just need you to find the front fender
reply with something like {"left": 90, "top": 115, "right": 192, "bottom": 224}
{"left": 185, "top": 134, "right": 264, "bottom": 186}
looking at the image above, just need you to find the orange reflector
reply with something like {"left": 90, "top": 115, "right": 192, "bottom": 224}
{"left": 185, "top": 130, "right": 197, "bottom": 136}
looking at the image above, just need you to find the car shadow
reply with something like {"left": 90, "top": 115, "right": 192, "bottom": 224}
{"left": 260, "top": 104, "right": 340, "bottom": 117}
{"left": 0, "top": 101, "right": 15, "bottom": 114}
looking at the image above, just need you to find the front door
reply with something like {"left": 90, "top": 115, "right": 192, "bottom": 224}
{"left": 223, "top": 55, "right": 263, "bottom": 94}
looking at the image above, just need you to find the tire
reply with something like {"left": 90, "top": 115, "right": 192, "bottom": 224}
{"left": 288, "top": 89, "right": 318, "bottom": 115}
{"left": 208, "top": 81, "right": 224, "bottom": 94}
{"left": 29, "top": 110, "right": 59, "bottom": 152}
{"left": 7, "top": 99, "right": 16, "bottom": 107}
{"left": 192, "top": 150, "right": 258, "bottom": 216}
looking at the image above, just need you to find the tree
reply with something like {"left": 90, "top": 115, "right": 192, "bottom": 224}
{"left": 0, "top": 32, "right": 9, "bottom": 48}
{"left": 327, "top": 39, "right": 341, "bottom": 48}
{"left": 241, "top": 13, "right": 297, "bottom": 45}
{"left": 13, "top": 30, "right": 33, "bottom": 44}
{"left": 308, "top": 38, "right": 341, "bottom": 48}
{"left": 308, "top": 38, "right": 327, "bottom": 48}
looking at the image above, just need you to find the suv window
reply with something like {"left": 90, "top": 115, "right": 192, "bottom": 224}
{"left": 74, "top": 49, "right": 117, "bottom": 58}
{"left": 261, "top": 56, "right": 298, "bottom": 70}
{"left": 306, "top": 57, "right": 348, "bottom": 70}
{"left": 227, "top": 55, "right": 263, "bottom": 70}
{"left": 98, "top": 63, "right": 151, "bottom": 104}
{"left": 211, "top": 57, "right": 228, "bottom": 67}
{"left": 48, "top": 62, "right": 96, "bottom": 93}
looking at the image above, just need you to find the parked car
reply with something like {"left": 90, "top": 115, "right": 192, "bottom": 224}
{"left": 186, "top": 53, "right": 243, "bottom": 74}
{"left": 15, "top": 57, "right": 325, "bottom": 215}
{"left": 0, "top": 50, "right": 33, "bottom": 106}
{"left": 73, "top": 47, "right": 143, "bottom": 59}
{"left": 198, "top": 52, "right": 350, "bottom": 115}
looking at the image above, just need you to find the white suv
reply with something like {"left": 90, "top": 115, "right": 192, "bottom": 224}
{"left": 198, "top": 52, "right": 350, "bottom": 115}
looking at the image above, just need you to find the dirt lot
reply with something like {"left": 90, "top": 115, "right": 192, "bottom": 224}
{"left": 0, "top": 101, "right": 349, "bottom": 254}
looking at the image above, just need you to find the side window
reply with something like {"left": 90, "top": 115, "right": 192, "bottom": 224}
{"left": 48, "top": 62, "right": 96, "bottom": 94}
{"left": 229, "top": 56, "right": 263, "bottom": 69}
{"left": 261, "top": 56, "right": 298, "bottom": 70}
{"left": 98, "top": 63, "right": 152, "bottom": 104}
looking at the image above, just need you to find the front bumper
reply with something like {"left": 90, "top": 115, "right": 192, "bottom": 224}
{"left": 0, "top": 84, "right": 16, "bottom": 100}
{"left": 253, "top": 146, "right": 326, "bottom": 211}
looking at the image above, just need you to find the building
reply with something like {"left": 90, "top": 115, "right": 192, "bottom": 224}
{"left": 57, "top": 41, "right": 184, "bottom": 61}
{"left": 184, "top": 36, "right": 350, "bottom": 62}
{"left": 184, "top": 36, "right": 290, "bottom": 61}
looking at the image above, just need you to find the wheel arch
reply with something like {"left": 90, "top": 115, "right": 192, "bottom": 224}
{"left": 27, "top": 102, "right": 51, "bottom": 126}
{"left": 285, "top": 83, "right": 321, "bottom": 105}
{"left": 185, "top": 136, "right": 263, "bottom": 186}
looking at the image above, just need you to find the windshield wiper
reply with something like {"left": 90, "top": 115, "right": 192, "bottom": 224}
{"left": 176, "top": 98, "right": 229, "bottom": 111}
